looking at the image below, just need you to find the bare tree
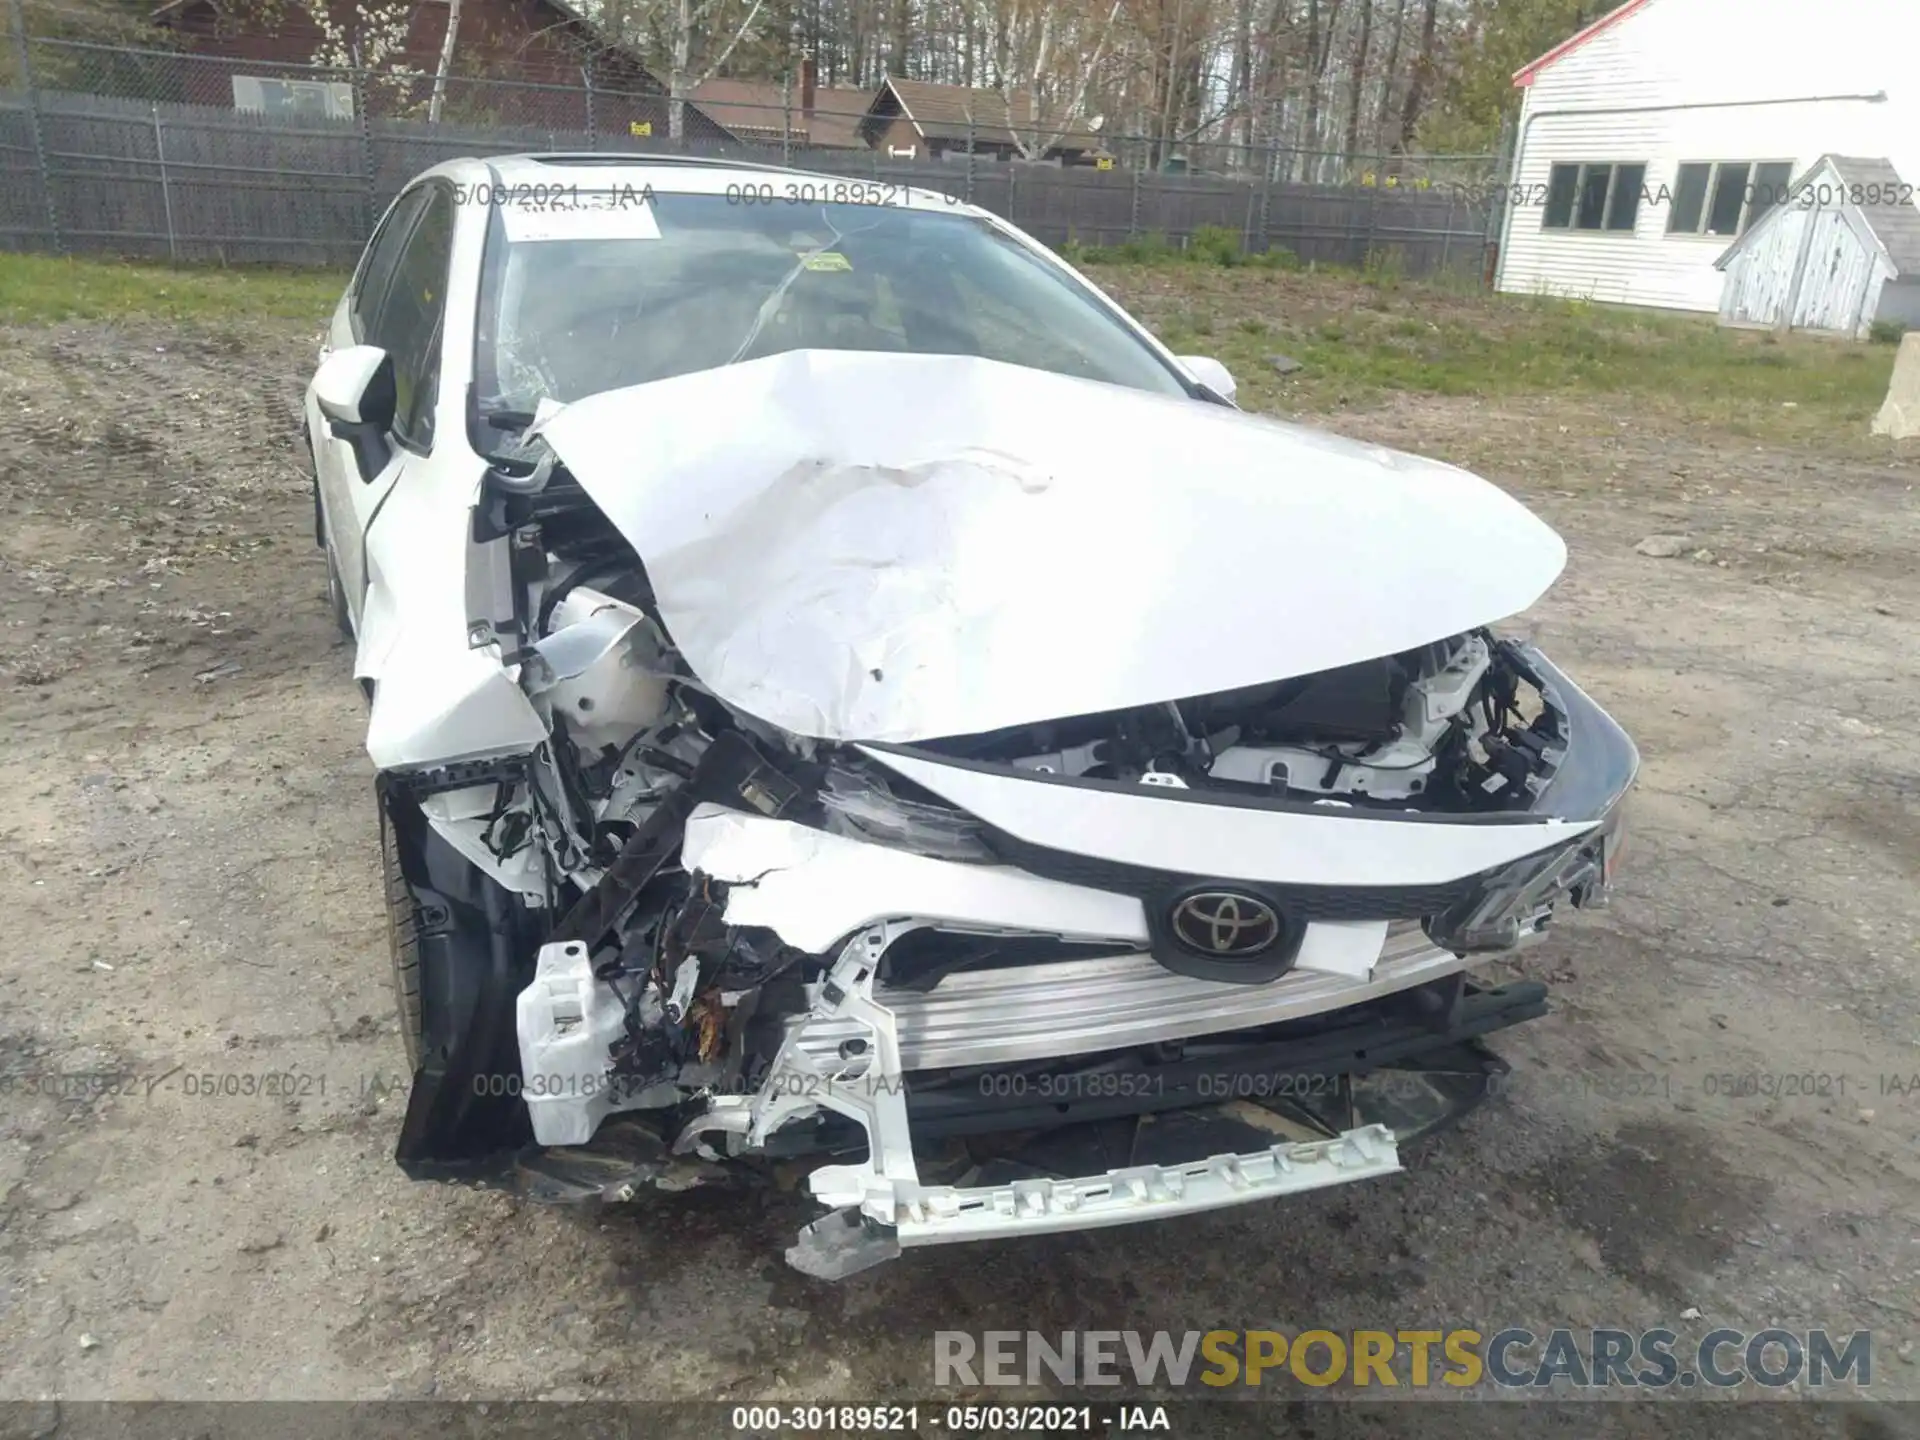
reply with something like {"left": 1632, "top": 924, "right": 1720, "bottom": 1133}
{"left": 427, "top": 0, "right": 463, "bottom": 122}
{"left": 1303, "top": 0, "right": 1347, "bottom": 178}
{"left": 1372, "top": 0, "right": 1406, "bottom": 150}
{"left": 1341, "top": 0, "right": 1371, "bottom": 164}
{"left": 669, "top": 0, "right": 768, "bottom": 134}
{"left": 1229, "top": 0, "right": 1254, "bottom": 160}
{"left": 889, "top": 0, "right": 912, "bottom": 76}
{"left": 593, "top": 0, "right": 772, "bottom": 136}
{"left": 552, "top": 0, "right": 1556, "bottom": 166}
{"left": 954, "top": 0, "right": 1123, "bottom": 158}
{"left": 1396, "top": 0, "right": 1436, "bottom": 150}
{"left": 1012, "top": 0, "right": 1122, "bottom": 157}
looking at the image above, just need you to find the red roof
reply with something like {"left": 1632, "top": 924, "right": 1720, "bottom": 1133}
{"left": 879, "top": 78, "right": 1104, "bottom": 153}
{"left": 1512, "top": 0, "right": 1656, "bottom": 88}
{"left": 690, "top": 78, "right": 875, "bottom": 147}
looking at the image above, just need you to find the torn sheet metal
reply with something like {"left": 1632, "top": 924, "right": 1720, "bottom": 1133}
{"left": 885, "top": 1124, "right": 1403, "bottom": 1248}
{"left": 679, "top": 803, "right": 1148, "bottom": 954}
{"left": 367, "top": 648, "right": 548, "bottom": 769}
{"left": 538, "top": 350, "right": 1567, "bottom": 744}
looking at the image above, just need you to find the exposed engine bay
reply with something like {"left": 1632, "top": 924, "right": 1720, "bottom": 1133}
{"left": 379, "top": 437, "right": 1633, "bottom": 1273}
{"left": 922, "top": 631, "right": 1558, "bottom": 809}
{"left": 494, "top": 596, "right": 1549, "bottom": 1099}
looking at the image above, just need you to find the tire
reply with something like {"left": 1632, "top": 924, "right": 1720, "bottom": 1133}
{"left": 325, "top": 543, "right": 354, "bottom": 641}
{"left": 386, "top": 810, "right": 545, "bottom": 1167}
{"left": 380, "top": 799, "right": 425, "bottom": 1070}
{"left": 311, "top": 445, "right": 351, "bottom": 641}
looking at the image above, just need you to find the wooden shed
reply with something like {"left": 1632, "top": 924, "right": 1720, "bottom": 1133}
{"left": 856, "top": 78, "right": 1104, "bottom": 165}
{"left": 1715, "top": 155, "right": 1920, "bottom": 338}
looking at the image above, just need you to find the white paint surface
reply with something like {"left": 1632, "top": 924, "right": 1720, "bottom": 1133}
{"left": 861, "top": 747, "right": 1596, "bottom": 887}
{"left": 681, "top": 804, "right": 1150, "bottom": 953}
{"left": 540, "top": 349, "right": 1566, "bottom": 743}
{"left": 1499, "top": 0, "right": 1920, "bottom": 313}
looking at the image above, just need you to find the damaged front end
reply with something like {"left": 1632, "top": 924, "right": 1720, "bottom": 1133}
{"left": 375, "top": 352, "right": 1635, "bottom": 1274}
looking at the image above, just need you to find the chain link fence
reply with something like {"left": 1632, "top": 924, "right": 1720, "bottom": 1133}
{"left": 2, "top": 0, "right": 1508, "bottom": 275}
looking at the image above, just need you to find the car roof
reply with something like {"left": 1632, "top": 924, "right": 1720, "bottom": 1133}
{"left": 423, "top": 152, "right": 982, "bottom": 216}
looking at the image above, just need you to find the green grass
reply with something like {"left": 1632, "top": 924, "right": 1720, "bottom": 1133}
{"left": 1062, "top": 227, "right": 1300, "bottom": 271}
{"left": 0, "top": 253, "right": 345, "bottom": 325}
{"left": 0, "top": 251, "right": 1895, "bottom": 447}
{"left": 1084, "top": 261, "right": 1898, "bottom": 440}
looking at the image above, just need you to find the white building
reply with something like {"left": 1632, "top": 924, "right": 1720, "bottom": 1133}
{"left": 1715, "top": 155, "right": 1920, "bottom": 337}
{"left": 1495, "top": 0, "right": 1920, "bottom": 314}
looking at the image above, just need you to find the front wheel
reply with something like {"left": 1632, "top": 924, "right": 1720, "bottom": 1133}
{"left": 380, "top": 789, "right": 544, "bottom": 1170}
{"left": 324, "top": 543, "right": 354, "bottom": 641}
{"left": 380, "top": 799, "right": 424, "bottom": 1069}
{"left": 311, "top": 444, "right": 352, "bottom": 642}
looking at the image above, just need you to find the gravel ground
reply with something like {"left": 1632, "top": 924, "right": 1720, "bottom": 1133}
{"left": 0, "top": 310, "right": 1917, "bottom": 1424}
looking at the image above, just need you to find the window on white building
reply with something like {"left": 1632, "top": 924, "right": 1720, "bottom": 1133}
{"left": 231, "top": 75, "right": 356, "bottom": 121}
{"left": 1667, "top": 160, "right": 1794, "bottom": 236}
{"left": 1542, "top": 162, "right": 1647, "bottom": 233}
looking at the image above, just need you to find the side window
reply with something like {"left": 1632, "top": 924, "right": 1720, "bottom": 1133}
{"left": 351, "top": 188, "right": 429, "bottom": 340}
{"left": 372, "top": 185, "right": 456, "bottom": 450}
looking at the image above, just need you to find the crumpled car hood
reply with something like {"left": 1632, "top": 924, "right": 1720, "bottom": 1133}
{"left": 537, "top": 350, "right": 1566, "bottom": 743}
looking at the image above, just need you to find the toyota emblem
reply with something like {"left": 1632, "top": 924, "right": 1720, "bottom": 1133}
{"left": 1169, "top": 891, "right": 1283, "bottom": 957}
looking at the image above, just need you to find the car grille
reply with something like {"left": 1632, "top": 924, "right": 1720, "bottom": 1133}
{"left": 983, "top": 826, "right": 1495, "bottom": 921}
{"left": 790, "top": 923, "right": 1463, "bottom": 1069}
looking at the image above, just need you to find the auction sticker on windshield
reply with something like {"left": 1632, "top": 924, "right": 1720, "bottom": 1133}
{"left": 501, "top": 187, "right": 662, "bottom": 243}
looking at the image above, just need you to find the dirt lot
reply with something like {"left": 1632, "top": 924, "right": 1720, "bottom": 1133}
{"left": 1, "top": 276, "right": 1918, "bottom": 1420}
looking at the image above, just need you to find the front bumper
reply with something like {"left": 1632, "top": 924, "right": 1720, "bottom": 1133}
{"left": 501, "top": 643, "right": 1636, "bottom": 1269}
{"left": 675, "top": 923, "right": 1539, "bottom": 1276}
{"left": 789, "top": 1124, "right": 1404, "bottom": 1277}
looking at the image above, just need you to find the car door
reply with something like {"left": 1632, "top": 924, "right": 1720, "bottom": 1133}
{"left": 314, "top": 186, "right": 426, "bottom": 606}
{"left": 312, "top": 182, "right": 456, "bottom": 624}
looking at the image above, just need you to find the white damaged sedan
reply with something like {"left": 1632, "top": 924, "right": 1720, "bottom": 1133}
{"left": 308, "top": 154, "right": 1636, "bottom": 1277}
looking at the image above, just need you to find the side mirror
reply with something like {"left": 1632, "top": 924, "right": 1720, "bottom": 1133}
{"left": 314, "top": 345, "right": 396, "bottom": 481}
{"left": 1177, "top": 354, "right": 1237, "bottom": 404}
